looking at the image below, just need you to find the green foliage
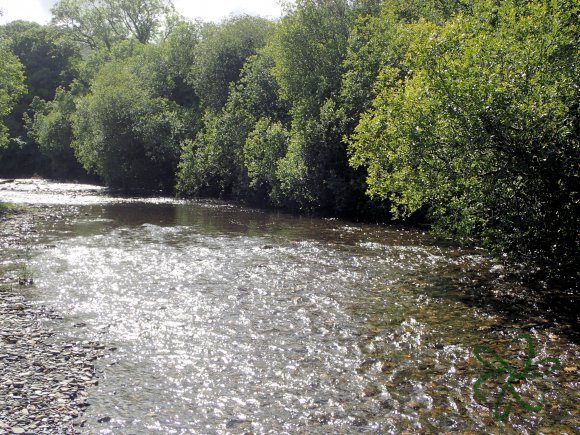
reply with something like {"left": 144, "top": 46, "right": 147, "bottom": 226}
{"left": 0, "top": 21, "right": 82, "bottom": 178}
{"left": 342, "top": 0, "right": 471, "bottom": 122}
{"left": 176, "top": 95, "right": 255, "bottom": 197}
{"left": 164, "top": 20, "right": 202, "bottom": 106}
{"left": 269, "top": 0, "right": 350, "bottom": 116}
{"left": 274, "top": 114, "right": 318, "bottom": 207}
{"left": 385, "top": 0, "right": 471, "bottom": 24}
{"left": 341, "top": 6, "right": 404, "bottom": 120}
{"left": 24, "top": 18, "right": 201, "bottom": 185}
{"left": 0, "top": 37, "right": 26, "bottom": 149}
{"left": 350, "top": 0, "right": 579, "bottom": 280}
{"left": 232, "top": 52, "right": 289, "bottom": 123}
{"left": 72, "top": 44, "right": 190, "bottom": 189}
{"left": 51, "top": 0, "right": 178, "bottom": 49}
{"left": 244, "top": 117, "right": 289, "bottom": 199}
{"left": 276, "top": 99, "right": 366, "bottom": 212}
{"left": 0, "top": 21, "right": 80, "bottom": 177}
{"left": 25, "top": 89, "right": 83, "bottom": 178}
{"left": 265, "top": 0, "right": 365, "bottom": 212}
{"left": 190, "top": 16, "right": 273, "bottom": 113}
{"left": 27, "top": 91, "right": 74, "bottom": 153}
{"left": 1, "top": 22, "right": 80, "bottom": 103}
{"left": 177, "top": 50, "right": 287, "bottom": 200}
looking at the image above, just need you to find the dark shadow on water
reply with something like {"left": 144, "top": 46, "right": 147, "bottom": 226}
{"left": 421, "top": 265, "right": 580, "bottom": 343}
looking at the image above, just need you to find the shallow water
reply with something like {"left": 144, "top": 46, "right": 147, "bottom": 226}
{"left": 2, "top": 180, "right": 578, "bottom": 433}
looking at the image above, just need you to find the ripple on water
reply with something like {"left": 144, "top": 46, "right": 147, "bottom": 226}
{"left": 21, "top": 200, "right": 578, "bottom": 434}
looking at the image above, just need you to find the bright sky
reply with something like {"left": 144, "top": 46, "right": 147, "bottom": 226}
{"left": 0, "top": 0, "right": 285, "bottom": 25}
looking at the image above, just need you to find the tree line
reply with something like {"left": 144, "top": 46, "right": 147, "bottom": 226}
{"left": 0, "top": 0, "right": 578, "bottom": 285}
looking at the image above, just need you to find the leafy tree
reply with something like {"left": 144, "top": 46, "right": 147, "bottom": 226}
{"left": 266, "top": 0, "right": 367, "bottom": 213}
{"left": 350, "top": 0, "right": 579, "bottom": 282}
{"left": 51, "top": 0, "right": 178, "bottom": 49}
{"left": 1, "top": 22, "right": 80, "bottom": 103}
{"left": 244, "top": 117, "right": 289, "bottom": 200}
{"left": 25, "top": 89, "right": 84, "bottom": 178}
{"left": 177, "top": 50, "right": 288, "bottom": 200}
{"left": 269, "top": 0, "right": 350, "bottom": 116}
{"left": 275, "top": 98, "right": 364, "bottom": 212}
{"left": 27, "top": 90, "right": 75, "bottom": 153}
{"left": 0, "top": 22, "right": 82, "bottom": 177}
{"left": 384, "top": 0, "right": 471, "bottom": 24}
{"left": 164, "top": 20, "right": 202, "bottom": 107}
{"left": 189, "top": 16, "right": 273, "bottom": 113}
{"left": 176, "top": 18, "right": 274, "bottom": 198}
{"left": 0, "top": 37, "right": 26, "bottom": 149}
{"left": 342, "top": 0, "right": 473, "bottom": 134}
{"left": 176, "top": 105, "right": 254, "bottom": 198}
{"left": 24, "top": 17, "right": 200, "bottom": 184}
{"left": 72, "top": 43, "right": 192, "bottom": 190}
{"left": 232, "top": 52, "right": 289, "bottom": 123}
{"left": 23, "top": 40, "right": 140, "bottom": 181}
{"left": 115, "top": 0, "right": 179, "bottom": 43}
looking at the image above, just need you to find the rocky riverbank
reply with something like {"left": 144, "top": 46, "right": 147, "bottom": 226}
{"left": 0, "top": 205, "right": 101, "bottom": 434}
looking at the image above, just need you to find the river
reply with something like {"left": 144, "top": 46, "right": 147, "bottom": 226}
{"left": 1, "top": 179, "right": 578, "bottom": 433}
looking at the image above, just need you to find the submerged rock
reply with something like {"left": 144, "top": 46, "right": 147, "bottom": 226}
{"left": 0, "top": 207, "right": 101, "bottom": 433}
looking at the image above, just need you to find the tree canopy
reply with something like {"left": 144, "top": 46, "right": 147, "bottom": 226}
{"left": 350, "top": 0, "right": 579, "bottom": 281}
{"left": 51, "top": 0, "right": 178, "bottom": 49}
{"left": 189, "top": 15, "right": 274, "bottom": 112}
{"left": 0, "top": 36, "right": 26, "bottom": 149}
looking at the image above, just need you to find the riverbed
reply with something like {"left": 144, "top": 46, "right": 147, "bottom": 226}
{"left": 1, "top": 179, "right": 578, "bottom": 434}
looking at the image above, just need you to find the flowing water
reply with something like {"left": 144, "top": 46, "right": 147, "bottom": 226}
{"left": 1, "top": 180, "right": 578, "bottom": 433}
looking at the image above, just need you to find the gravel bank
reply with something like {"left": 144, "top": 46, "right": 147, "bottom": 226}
{"left": 0, "top": 205, "right": 101, "bottom": 434}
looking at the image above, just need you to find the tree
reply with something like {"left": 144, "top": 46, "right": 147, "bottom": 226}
{"left": 244, "top": 117, "right": 289, "bottom": 201}
{"left": 341, "top": 0, "right": 474, "bottom": 149}
{"left": 177, "top": 51, "right": 285, "bottom": 199}
{"left": 51, "top": 0, "right": 178, "bottom": 49}
{"left": 0, "top": 22, "right": 83, "bottom": 177}
{"left": 23, "top": 17, "right": 200, "bottom": 183}
{"left": 71, "top": 42, "right": 192, "bottom": 190}
{"left": 267, "top": 0, "right": 364, "bottom": 213}
{"left": 0, "top": 37, "right": 26, "bottom": 149}
{"left": 115, "top": 0, "right": 178, "bottom": 43}
{"left": 25, "top": 89, "right": 82, "bottom": 178}
{"left": 269, "top": 0, "right": 350, "bottom": 116}
{"left": 176, "top": 103, "right": 255, "bottom": 198}
{"left": 189, "top": 16, "right": 274, "bottom": 113}
{"left": 350, "top": 0, "right": 580, "bottom": 282}
{"left": 164, "top": 20, "right": 202, "bottom": 107}
{"left": 1, "top": 22, "right": 80, "bottom": 103}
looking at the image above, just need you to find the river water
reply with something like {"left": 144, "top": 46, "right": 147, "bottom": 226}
{"left": 1, "top": 180, "right": 578, "bottom": 433}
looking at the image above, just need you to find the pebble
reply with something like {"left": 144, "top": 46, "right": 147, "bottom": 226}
{"left": 0, "top": 206, "right": 102, "bottom": 434}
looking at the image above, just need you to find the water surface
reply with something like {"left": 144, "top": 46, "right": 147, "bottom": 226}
{"left": 2, "top": 180, "right": 578, "bottom": 433}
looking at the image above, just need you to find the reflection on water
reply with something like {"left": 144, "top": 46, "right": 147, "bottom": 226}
{"left": 3, "top": 181, "right": 578, "bottom": 433}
